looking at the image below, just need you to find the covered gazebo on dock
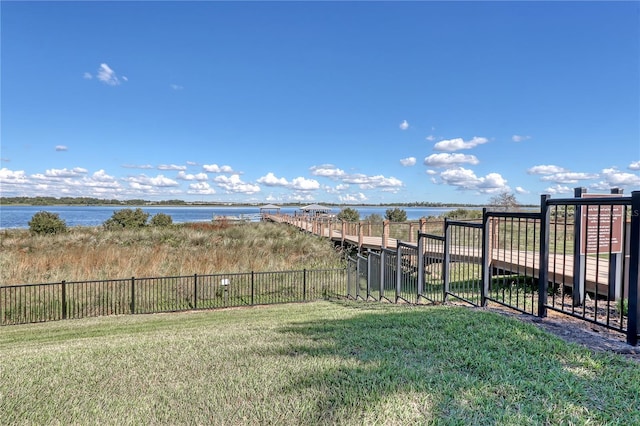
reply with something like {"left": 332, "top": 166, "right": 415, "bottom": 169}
{"left": 300, "top": 204, "right": 333, "bottom": 217}
{"left": 259, "top": 204, "right": 281, "bottom": 220}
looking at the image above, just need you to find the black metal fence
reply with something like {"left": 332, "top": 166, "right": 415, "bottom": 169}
{"left": 346, "top": 190, "right": 640, "bottom": 346}
{"left": 0, "top": 268, "right": 347, "bottom": 325}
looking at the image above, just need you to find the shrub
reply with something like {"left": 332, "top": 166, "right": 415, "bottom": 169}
{"left": 337, "top": 207, "right": 360, "bottom": 222}
{"left": 385, "top": 208, "right": 407, "bottom": 222}
{"left": 28, "top": 211, "right": 68, "bottom": 235}
{"left": 150, "top": 213, "right": 173, "bottom": 227}
{"left": 364, "top": 213, "right": 383, "bottom": 223}
{"left": 103, "top": 208, "right": 149, "bottom": 230}
{"left": 442, "top": 208, "right": 482, "bottom": 220}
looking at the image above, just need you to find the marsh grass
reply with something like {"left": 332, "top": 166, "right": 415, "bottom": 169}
{"left": 0, "top": 222, "right": 345, "bottom": 285}
{"left": 1, "top": 301, "right": 639, "bottom": 425}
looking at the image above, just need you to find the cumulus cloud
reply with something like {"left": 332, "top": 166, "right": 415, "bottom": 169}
{"left": 257, "top": 172, "right": 289, "bottom": 187}
{"left": 512, "top": 135, "right": 531, "bottom": 142}
{"left": 629, "top": 161, "right": 640, "bottom": 171}
{"left": 514, "top": 186, "right": 529, "bottom": 194}
{"left": 124, "top": 174, "right": 180, "bottom": 189}
{"left": 433, "top": 136, "right": 488, "bottom": 152}
{"left": 310, "top": 164, "right": 346, "bottom": 178}
{"left": 214, "top": 174, "right": 260, "bottom": 194}
{"left": 400, "top": 157, "right": 416, "bottom": 167}
{"left": 439, "top": 167, "right": 508, "bottom": 194}
{"left": 527, "top": 165, "right": 568, "bottom": 175}
{"left": 203, "top": 164, "right": 234, "bottom": 173}
{"left": 176, "top": 171, "right": 208, "bottom": 181}
{"left": 599, "top": 167, "right": 640, "bottom": 187}
{"left": 55, "top": 145, "right": 68, "bottom": 151}
{"left": 339, "top": 193, "right": 368, "bottom": 203}
{"left": 187, "top": 182, "right": 216, "bottom": 195}
{"left": 257, "top": 173, "right": 319, "bottom": 191}
{"left": 545, "top": 184, "right": 572, "bottom": 195}
{"left": 290, "top": 177, "right": 320, "bottom": 191}
{"left": 540, "top": 172, "right": 599, "bottom": 184}
{"left": 425, "top": 135, "right": 436, "bottom": 142}
{"left": 342, "top": 174, "right": 403, "bottom": 190}
{"left": 158, "top": 164, "right": 187, "bottom": 171}
{"left": 423, "top": 153, "right": 479, "bottom": 168}
{"left": 96, "top": 63, "right": 123, "bottom": 86}
{"left": 45, "top": 167, "right": 88, "bottom": 177}
{"left": 399, "top": 120, "right": 409, "bottom": 130}
{"left": 122, "top": 164, "right": 153, "bottom": 169}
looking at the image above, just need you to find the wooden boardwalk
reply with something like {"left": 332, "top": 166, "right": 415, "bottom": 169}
{"left": 265, "top": 214, "right": 616, "bottom": 297}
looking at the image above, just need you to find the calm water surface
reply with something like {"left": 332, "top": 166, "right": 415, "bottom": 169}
{"left": 0, "top": 205, "right": 458, "bottom": 229}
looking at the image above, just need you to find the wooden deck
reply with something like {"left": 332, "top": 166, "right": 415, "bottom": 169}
{"left": 265, "top": 214, "right": 617, "bottom": 297}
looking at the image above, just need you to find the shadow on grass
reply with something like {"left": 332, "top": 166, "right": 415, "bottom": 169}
{"left": 276, "top": 300, "right": 640, "bottom": 425}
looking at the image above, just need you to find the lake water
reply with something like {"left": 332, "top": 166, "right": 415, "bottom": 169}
{"left": 0, "top": 205, "right": 459, "bottom": 229}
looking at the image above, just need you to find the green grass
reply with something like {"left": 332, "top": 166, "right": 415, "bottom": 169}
{"left": 1, "top": 301, "right": 639, "bottom": 425}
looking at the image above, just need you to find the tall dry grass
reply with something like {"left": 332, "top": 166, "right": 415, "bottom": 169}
{"left": 0, "top": 222, "right": 346, "bottom": 285}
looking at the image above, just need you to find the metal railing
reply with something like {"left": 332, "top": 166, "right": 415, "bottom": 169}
{"left": 345, "top": 190, "right": 639, "bottom": 346}
{"left": 0, "top": 268, "right": 347, "bottom": 325}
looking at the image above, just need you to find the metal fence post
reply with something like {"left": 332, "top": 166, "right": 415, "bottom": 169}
{"left": 194, "top": 274, "right": 198, "bottom": 310}
{"left": 61, "top": 280, "right": 67, "bottom": 320}
{"left": 303, "top": 269, "right": 307, "bottom": 301}
{"left": 396, "top": 246, "right": 402, "bottom": 303}
{"left": 417, "top": 232, "right": 424, "bottom": 299}
{"left": 481, "top": 209, "right": 490, "bottom": 307}
{"left": 130, "top": 276, "right": 135, "bottom": 314}
{"left": 443, "top": 219, "right": 450, "bottom": 303}
{"left": 251, "top": 271, "right": 255, "bottom": 306}
{"left": 538, "top": 194, "right": 550, "bottom": 318}
{"left": 627, "top": 191, "right": 640, "bottom": 346}
{"left": 573, "top": 187, "right": 587, "bottom": 306}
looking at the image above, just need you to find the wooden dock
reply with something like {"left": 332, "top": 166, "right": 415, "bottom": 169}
{"left": 264, "top": 214, "right": 617, "bottom": 297}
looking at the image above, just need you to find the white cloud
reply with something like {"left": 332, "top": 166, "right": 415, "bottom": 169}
{"left": 439, "top": 167, "right": 509, "bottom": 194}
{"left": 433, "top": 136, "right": 488, "bottom": 152}
{"left": 124, "top": 174, "right": 180, "bottom": 188}
{"left": 423, "top": 153, "right": 479, "bottom": 168}
{"left": 540, "top": 172, "right": 598, "bottom": 184}
{"left": 399, "top": 120, "right": 409, "bottom": 130}
{"left": 400, "top": 157, "right": 416, "bottom": 167}
{"left": 290, "top": 177, "right": 320, "bottom": 191}
{"left": 629, "top": 161, "right": 640, "bottom": 171}
{"left": 512, "top": 135, "right": 531, "bottom": 142}
{"left": 425, "top": 169, "right": 437, "bottom": 175}
{"left": 158, "top": 164, "right": 187, "bottom": 171}
{"left": 310, "top": 164, "right": 346, "bottom": 178}
{"left": 339, "top": 193, "right": 368, "bottom": 203}
{"left": 187, "top": 182, "right": 216, "bottom": 195}
{"left": 545, "top": 184, "right": 572, "bottom": 195}
{"left": 342, "top": 174, "right": 403, "bottom": 190}
{"left": 45, "top": 167, "right": 88, "bottom": 177}
{"left": 96, "top": 63, "right": 122, "bottom": 86}
{"left": 122, "top": 164, "right": 153, "bottom": 169}
{"left": 176, "top": 171, "right": 208, "bottom": 181}
{"left": 425, "top": 135, "right": 436, "bottom": 142}
{"left": 257, "top": 172, "right": 289, "bottom": 187}
{"left": 527, "top": 165, "right": 568, "bottom": 175}
{"left": 514, "top": 186, "right": 529, "bottom": 194}
{"left": 170, "top": 84, "right": 184, "bottom": 90}
{"left": 0, "top": 168, "right": 28, "bottom": 183}
{"left": 203, "top": 164, "right": 234, "bottom": 173}
{"left": 214, "top": 174, "right": 260, "bottom": 194}
{"left": 83, "top": 72, "right": 92, "bottom": 80}
{"left": 55, "top": 145, "right": 68, "bottom": 151}
{"left": 599, "top": 167, "right": 640, "bottom": 187}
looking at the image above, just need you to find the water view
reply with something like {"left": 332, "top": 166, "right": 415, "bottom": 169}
{"left": 0, "top": 205, "right": 459, "bottom": 229}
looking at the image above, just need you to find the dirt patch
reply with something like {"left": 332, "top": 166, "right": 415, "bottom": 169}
{"left": 478, "top": 304, "right": 640, "bottom": 363}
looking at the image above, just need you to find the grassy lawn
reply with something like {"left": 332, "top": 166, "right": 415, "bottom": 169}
{"left": 1, "top": 301, "right": 639, "bottom": 425}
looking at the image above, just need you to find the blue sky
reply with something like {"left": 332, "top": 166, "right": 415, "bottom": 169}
{"left": 1, "top": 1, "right": 639, "bottom": 205}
